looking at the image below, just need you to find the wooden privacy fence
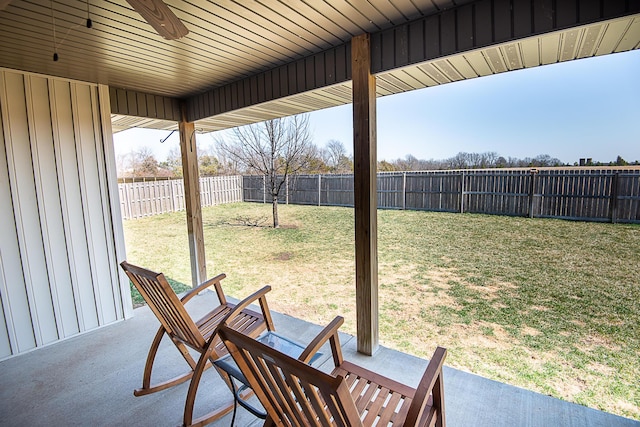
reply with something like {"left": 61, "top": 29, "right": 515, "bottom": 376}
{"left": 243, "top": 168, "right": 640, "bottom": 223}
{"left": 118, "top": 175, "right": 243, "bottom": 219}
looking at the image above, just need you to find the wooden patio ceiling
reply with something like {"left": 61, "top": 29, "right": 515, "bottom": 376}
{"left": 2, "top": 1, "right": 639, "bottom": 134}
{"left": 2, "top": 0, "right": 469, "bottom": 97}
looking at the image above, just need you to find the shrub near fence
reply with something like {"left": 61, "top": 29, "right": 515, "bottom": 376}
{"left": 118, "top": 175, "right": 243, "bottom": 219}
{"left": 243, "top": 167, "right": 640, "bottom": 223}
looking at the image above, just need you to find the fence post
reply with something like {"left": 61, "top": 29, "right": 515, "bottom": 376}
{"left": 318, "top": 174, "right": 322, "bottom": 206}
{"left": 460, "top": 171, "right": 465, "bottom": 213}
{"left": 125, "top": 183, "right": 132, "bottom": 220}
{"left": 402, "top": 172, "right": 407, "bottom": 210}
{"left": 263, "top": 175, "right": 266, "bottom": 204}
{"left": 528, "top": 169, "right": 539, "bottom": 218}
{"left": 610, "top": 172, "right": 620, "bottom": 223}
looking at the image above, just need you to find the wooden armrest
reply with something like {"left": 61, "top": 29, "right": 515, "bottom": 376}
{"left": 404, "top": 346, "right": 447, "bottom": 426}
{"left": 299, "top": 316, "right": 344, "bottom": 366}
{"left": 180, "top": 273, "right": 227, "bottom": 305}
{"left": 222, "top": 285, "right": 275, "bottom": 331}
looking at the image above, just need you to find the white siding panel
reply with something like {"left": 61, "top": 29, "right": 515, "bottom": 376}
{"left": 50, "top": 81, "right": 99, "bottom": 331}
{"left": 98, "top": 84, "right": 133, "bottom": 320}
{"left": 72, "top": 84, "right": 118, "bottom": 324}
{"left": 0, "top": 259, "right": 12, "bottom": 358}
{"left": 0, "top": 69, "right": 125, "bottom": 359}
{"left": 0, "top": 82, "right": 35, "bottom": 355}
{"left": 2, "top": 72, "right": 58, "bottom": 346}
{"left": 26, "top": 76, "right": 80, "bottom": 338}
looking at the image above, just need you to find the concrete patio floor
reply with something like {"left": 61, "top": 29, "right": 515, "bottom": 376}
{"left": 1, "top": 290, "right": 637, "bottom": 427}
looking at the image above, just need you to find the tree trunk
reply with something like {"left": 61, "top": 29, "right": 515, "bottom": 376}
{"left": 272, "top": 194, "right": 279, "bottom": 228}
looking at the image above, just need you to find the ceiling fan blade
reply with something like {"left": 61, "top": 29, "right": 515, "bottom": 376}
{"left": 0, "top": 0, "right": 13, "bottom": 11}
{"left": 125, "top": 0, "right": 189, "bottom": 40}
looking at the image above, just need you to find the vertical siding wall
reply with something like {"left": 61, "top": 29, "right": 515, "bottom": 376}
{"left": 0, "top": 70, "right": 129, "bottom": 360}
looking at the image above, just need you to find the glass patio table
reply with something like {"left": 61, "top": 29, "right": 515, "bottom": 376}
{"left": 214, "top": 331, "right": 323, "bottom": 423}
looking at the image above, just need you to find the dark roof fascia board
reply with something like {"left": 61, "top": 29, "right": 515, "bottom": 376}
{"left": 185, "top": 43, "right": 352, "bottom": 123}
{"left": 109, "top": 87, "right": 181, "bottom": 121}
{"left": 371, "top": 0, "right": 640, "bottom": 74}
{"left": 111, "top": 0, "right": 639, "bottom": 123}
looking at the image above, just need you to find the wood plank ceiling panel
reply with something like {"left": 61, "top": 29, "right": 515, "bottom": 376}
{"left": 1, "top": 3, "right": 255, "bottom": 93}
{"left": 321, "top": 0, "right": 382, "bottom": 33}
{"left": 271, "top": 2, "right": 351, "bottom": 41}
{"left": 4, "top": 0, "right": 420, "bottom": 98}
{"left": 242, "top": 1, "right": 335, "bottom": 48}
{"left": 446, "top": 55, "right": 478, "bottom": 78}
{"left": 1, "top": 12, "right": 209, "bottom": 77}
{"left": 616, "top": 17, "right": 640, "bottom": 51}
{"left": 42, "top": 0, "right": 264, "bottom": 74}
{"left": 187, "top": 0, "right": 316, "bottom": 57}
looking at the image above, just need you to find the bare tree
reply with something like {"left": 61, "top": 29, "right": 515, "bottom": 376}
{"left": 324, "top": 140, "right": 344, "bottom": 167}
{"left": 165, "top": 147, "right": 183, "bottom": 177}
{"left": 323, "top": 140, "right": 353, "bottom": 173}
{"left": 447, "top": 152, "right": 470, "bottom": 169}
{"left": 481, "top": 151, "right": 499, "bottom": 168}
{"left": 119, "top": 147, "right": 161, "bottom": 178}
{"left": 216, "top": 114, "right": 313, "bottom": 228}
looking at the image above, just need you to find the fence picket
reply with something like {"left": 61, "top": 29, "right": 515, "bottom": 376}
{"left": 118, "top": 170, "right": 640, "bottom": 224}
{"left": 118, "top": 176, "right": 243, "bottom": 219}
{"left": 242, "top": 168, "right": 639, "bottom": 223}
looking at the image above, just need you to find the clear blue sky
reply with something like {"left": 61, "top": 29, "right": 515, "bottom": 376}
{"left": 114, "top": 49, "right": 640, "bottom": 165}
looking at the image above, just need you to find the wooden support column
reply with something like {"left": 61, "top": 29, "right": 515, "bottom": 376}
{"left": 352, "top": 33, "right": 379, "bottom": 355}
{"left": 179, "top": 103, "right": 206, "bottom": 287}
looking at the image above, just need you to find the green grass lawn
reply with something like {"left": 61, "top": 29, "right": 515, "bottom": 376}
{"left": 123, "top": 202, "right": 640, "bottom": 420}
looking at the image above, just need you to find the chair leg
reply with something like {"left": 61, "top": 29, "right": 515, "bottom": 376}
{"left": 134, "top": 326, "right": 207, "bottom": 396}
{"left": 182, "top": 342, "right": 234, "bottom": 427}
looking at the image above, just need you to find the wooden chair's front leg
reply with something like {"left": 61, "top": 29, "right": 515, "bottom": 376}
{"left": 134, "top": 326, "right": 200, "bottom": 396}
{"left": 182, "top": 337, "right": 234, "bottom": 427}
{"left": 135, "top": 326, "right": 168, "bottom": 395}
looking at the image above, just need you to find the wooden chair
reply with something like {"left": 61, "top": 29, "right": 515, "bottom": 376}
{"left": 120, "top": 261, "right": 275, "bottom": 427}
{"left": 217, "top": 315, "right": 447, "bottom": 427}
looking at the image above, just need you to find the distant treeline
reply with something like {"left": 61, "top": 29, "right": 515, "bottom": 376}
{"left": 377, "top": 152, "right": 638, "bottom": 172}
{"left": 117, "top": 143, "right": 638, "bottom": 179}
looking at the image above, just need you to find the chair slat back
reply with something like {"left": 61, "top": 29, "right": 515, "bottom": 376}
{"left": 121, "top": 261, "right": 205, "bottom": 349}
{"left": 218, "top": 325, "right": 363, "bottom": 427}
